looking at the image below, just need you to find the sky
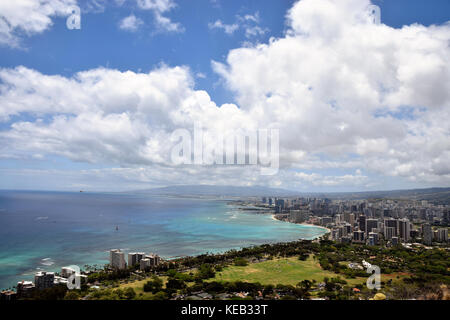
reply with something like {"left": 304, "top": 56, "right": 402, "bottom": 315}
{"left": 0, "top": 0, "right": 449, "bottom": 192}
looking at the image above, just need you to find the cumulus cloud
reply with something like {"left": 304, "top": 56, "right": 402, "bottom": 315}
{"left": 212, "top": 0, "right": 450, "bottom": 186}
{"left": 0, "top": 0, "right": 78, "bottom": 48}
{"left": 1, "top": 0, "right": 449, "bottom": 190}
{"left": 0, "top": 65, "right": 248, "bottom": 168}
{"left": 119, "top": 14, "right": 144, "bottom": 31}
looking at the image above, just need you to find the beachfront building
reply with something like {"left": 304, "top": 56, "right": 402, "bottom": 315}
{"left": 16, "top": 281, "right": 35, "bottom": 298}
{"left": 61, "top": 266, "right": 77, "bottom": 278}
{"left": 0, "top": 290, "right": 17, "bottom": 301}
{"left": 35, "top": 271, "right": 55, "bottom": 290}
{"left": 145, "top": 254, "right": 161, "bottom": 267}
{"left": 110, "top": 249, "right": 127, "bottom": 270}
{"left": 128, "top": 252, "right": 146, "bottom": 267}
{"left": 140, "top": 258, "right": 151, "bottom": 271}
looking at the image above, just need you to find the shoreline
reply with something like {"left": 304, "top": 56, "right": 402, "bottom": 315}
{"left": 271, "top": 214, "right": 331, "bottom": 235}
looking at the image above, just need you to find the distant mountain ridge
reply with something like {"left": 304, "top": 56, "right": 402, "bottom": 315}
{"left": 131, "top": 185, "right": 450, "bottom": 204}
{"left": 132, "top": 185, "right": 298, "bottom": 197}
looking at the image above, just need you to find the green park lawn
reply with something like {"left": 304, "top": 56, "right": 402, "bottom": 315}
{"left": 212, "top": 256, "right": 366, "bottom": 286}
{"left": 119, "top": 276, "right": 168, "bottom": 299}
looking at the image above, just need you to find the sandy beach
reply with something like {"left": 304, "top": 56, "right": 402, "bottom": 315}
{"left": 271, "top": 214, "right": 331, "bottom": 234}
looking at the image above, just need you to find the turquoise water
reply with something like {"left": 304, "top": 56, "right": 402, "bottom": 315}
{"left": 0, "top": 191, "right": 326, "bottom": 289}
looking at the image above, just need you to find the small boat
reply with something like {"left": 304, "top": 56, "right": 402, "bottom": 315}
{"left": 115, "top": 226, "right": 119, "bottom": 231}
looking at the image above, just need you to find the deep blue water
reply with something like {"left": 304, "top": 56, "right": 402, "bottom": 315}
{"left": 0, "top": 191, "right": 327, "bottom": 289}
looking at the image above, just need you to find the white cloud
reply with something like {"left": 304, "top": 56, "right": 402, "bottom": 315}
{"left": 1, "top": 0, "right": 449, "bottom": 190}
{"left": 135, "top": 0, "right": 183, "bottom": 33}
{"left": 239, "top": 12, "right": 260, "bottom": 24}
{"left": 119, "top": 14, "right": 144, "bottom": 31}
{"left": 153, "top": 11, "right": 184, "bottom": 33}
{"left": 0, "top": 65, "right": 249, "bottom": 168}
{"left": 136, "top": 0, "right": 175, "bottom": 12}
{"left": 244, "top": 25, "right": 268, "bottom": 38}
{"left": 82, "top": 0, "right": 106, "bottom": 13}
{"left": 295, "top": 171, "right": 368, "bottom": 187}
{"left": 0, "top": 0, "right": 77, "bottom": 48}
{"left": 209, "top": 11, "right": 269, "bottom": 38}
{"left": 212, "top": 0, "right": 450, "bottom": 185}
{"left": 208, "top": 20, "right": 239, "bottom": 35}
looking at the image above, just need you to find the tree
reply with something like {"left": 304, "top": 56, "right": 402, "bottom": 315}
{"left": 197, "top": 264, "right": 216, "bottom": 280}
{"left": 297, "top": 280, "right": 312, "bottom": 291}
{"left": 151, "top": 291, "right": 168, "bottom": 300}
{"left": 64, "top": 291, "right": 80, "bottom": 300}
{"left": 143, "top": 277, "right": 163, "bottom": 293}
{"left": 166, "top": 278, "right": 186, "bottom": 290}
{"left": 124, "top": 287, "right": 136, "bottom": 300}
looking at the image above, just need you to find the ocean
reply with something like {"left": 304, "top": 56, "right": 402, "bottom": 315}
{"left": 0, "top": 191, "right": 327, "bottom": 289}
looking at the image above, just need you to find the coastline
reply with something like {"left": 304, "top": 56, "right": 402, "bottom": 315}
{"left": 271, "top": 214, "right": 331, "bottom": 235}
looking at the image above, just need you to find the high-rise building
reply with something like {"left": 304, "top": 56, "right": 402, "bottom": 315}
{"left": 128, "top": 252, "right": 146, "bottom": 267}
{"left": 140, "top": 258, "right": 151, "bottom": 271}
{"left": 343, "top": 212, "right": 351, "bottom": 223}
{"left": 398, "top": 219, "right": 411, "bottom": 242}
{"left": 353, "top": 230, "right": 365, "bottom": 243}
{"left": 344, "top": 223, "right": 352, "bottom": 235}
{"left": 391, "top": 236, "right": 399, "bottom": 246}
{"left": 384, "top": 226, "right": 396, "bottom": 240}
{"left": 443, "top": 210, "right": 449, "bottom": 225}
{"left": 384, "top": 218, "right": 398, "bottom": 236}
{"left": 110, "top": 249, "right": 127, "bottom": 270}
{"left": 423, "top": 224, "right": 433, "bottom": 245}
{"left": 16, "top": 281, "right": 35, "bottom": 298}
{"left": 321, "top": 216, "right": 332, "bottom": 226}
{"left": 358, "top": 215, "right": 366, "bottom": 232}
{"left": 128, "top": 252, "right": 137, "bottom": 267}
{"left": 366, "top": 219, "right": 378, "bottom": 235}
{"left": 349, "top": 213, "right": 355, "bottom": 227}
{"left": 35, "top": 271, "right": 55, "bottom": 290}
{"left": 436, "top": 228, "right": 448, "bottom": 242}
{"left": 0, "top": 290, "right": 17, "bottom": 301}
{"left": 145, "top": 254, "right": 161, "bottom": 267}
{"left": 368, "top": 232, "right": 379, "bottom": 245}
{"left": 275, "top": 199, "right": 285, "bottom": 212}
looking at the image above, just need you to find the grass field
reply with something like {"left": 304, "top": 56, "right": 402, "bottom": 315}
{"left": 119, "top": 276, "right": 168, "bottom": 299}
{"left": 212, "top": 256, "right": 366, "bottom": 286}
{"left": 117, "top": 256, "right": 406, "bottom": 297}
